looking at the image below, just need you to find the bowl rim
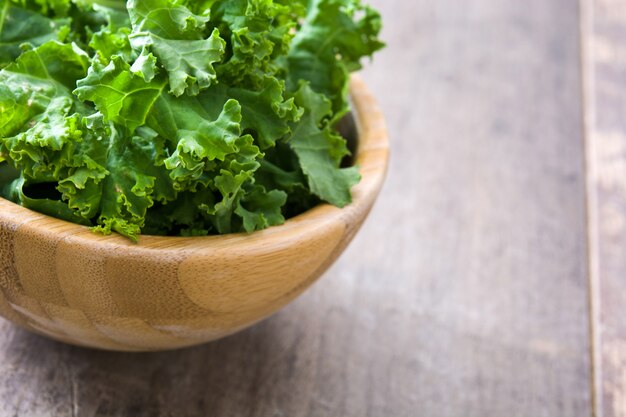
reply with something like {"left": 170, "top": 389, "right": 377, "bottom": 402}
{"left": 0, "top": 75, "right": 389, "bottom": 251}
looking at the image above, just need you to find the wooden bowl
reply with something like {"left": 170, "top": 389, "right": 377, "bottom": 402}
{"left": 0, "top": 77, "right": 389, "bottom": 351}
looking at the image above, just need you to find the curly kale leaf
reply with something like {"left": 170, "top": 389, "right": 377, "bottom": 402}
{"left": 128, "top": 0, "right": 225, "bottom": 97}
{"left": 286, "top": 83, "right": 359, "bottom": 207}
{"left": 286, "top": 0, "right": 384, "bottom": 118}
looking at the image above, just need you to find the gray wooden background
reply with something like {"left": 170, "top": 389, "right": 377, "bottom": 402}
{"left": 1, "top": 0, "right": 625, "bottom": 416}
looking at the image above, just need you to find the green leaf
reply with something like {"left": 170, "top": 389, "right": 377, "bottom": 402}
{"left": 2, "top": 96, "right": 82, "bottom": 181}
{"left": 91, "top": 124, "right": 177, "bottom": 240}
{"left": 130, "top": 47, "right": 158, "bottom": 81}
{"left": 6, "top": 40, "right": 90, "bottom": 89}
{"left": 235, "top": 185, "right": 287, "bottom": 232}
{"left": 149, "top": 93, "right": 263, "bottom": 193}
{"left": 196, "top": 76, "right": 302, "bottom": 150}
{"left": 257, "top": 143, "right": 320, "bottom": 217}
{"left": 209, "top": 0, "right": 287, "bottom": 88}
{"left": 167, "top": 99, "right": 244, "bottom": 162}
{"left": 72, "top": 0, "right": 132, "bottom": 52}
{"left": 147, "top": 95, "right": 274, "bottom": 234}
{"left": 161, "top": 99, "right": 256, "bottom": 188}
{"left": 55, "top": 114, "right": 177, "bottom": 240}
{"left": 74, "top": 55, "right": 167, "bottom": 132}
{"left": 0, "top": 1, "right": 71, "bottom": 67}
{"left": 0, "top": 41, "right": 91, "bottom": 178}
{"left": 128, "top": 0, "right": 225, "bottom": 96}
{"left": 89, "top": 27, "right": 133, "bottom": 64}
{"left": 287, "top": 83, "right": 360, "bottom": 207}
{"left": 286, "top": 0, "right": 384, "bottom": 117}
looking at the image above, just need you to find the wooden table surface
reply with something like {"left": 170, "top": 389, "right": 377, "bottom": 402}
{"left": 1, "top": 0, "right": 625, "bottom": 416}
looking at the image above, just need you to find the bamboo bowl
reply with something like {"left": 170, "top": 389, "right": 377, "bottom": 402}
{"left": 0, "top": 77, "right": 388, "bottom": 351}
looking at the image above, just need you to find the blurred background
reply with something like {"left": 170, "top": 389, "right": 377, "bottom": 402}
{"left": 2, "top": 0, "right": 626, "bottom": 416}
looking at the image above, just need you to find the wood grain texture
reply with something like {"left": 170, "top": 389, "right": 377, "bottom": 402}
{"left": 585, "top": 0, "right": 626, "bottom": 415}
{"left": 0, "top": 0, "right": 595, "bottom": 416}
{"left": 0, "top": 78, "right": 389, "bottom": 352}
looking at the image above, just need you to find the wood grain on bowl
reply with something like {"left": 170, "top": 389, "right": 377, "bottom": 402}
{"left": 0, "top": 76, "right": 389, "bottom": 352}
